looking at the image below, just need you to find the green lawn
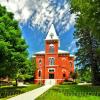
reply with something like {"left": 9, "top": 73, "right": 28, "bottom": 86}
{"left": 36, "top": 84, "right": 100, "bottom": 100}
{"left": 0, "top": 84, "right": 40, "bottom": 100}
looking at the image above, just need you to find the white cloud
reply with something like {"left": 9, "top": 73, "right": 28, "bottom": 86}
{"left": 68, "top": 40, "right": 76, "bottom": 53}
{"left": 0, "top": 0, "right": 76, "bottom": 34}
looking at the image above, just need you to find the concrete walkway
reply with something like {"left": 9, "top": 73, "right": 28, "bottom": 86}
{"left": 8, "top": 85, "right": 53, "bottom": 100}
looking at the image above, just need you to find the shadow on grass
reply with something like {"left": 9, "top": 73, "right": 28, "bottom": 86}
{"left": 36, "top": 85, "right": 100, "bottom": 100}
{"left": 51, "top": 85, "right": 100, "bottom": 96}
{"left": 0, "top": 84, "right": 40, "bottom": 99}
{"left": 0, "top": 86, "right": 25, "bottom": 98}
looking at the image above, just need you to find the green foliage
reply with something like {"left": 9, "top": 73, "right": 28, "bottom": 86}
{"left": 70, "top": 72, "right": 78, "bottom": 80}
{"left": 32, "top": 57, "right": 36, "bottom": 75}
{"left": 0, "top": 4, "right": 33, "bottom": 83}
{"left": 36, "top": 85, "right": 100, "bottom": 100}
{"left": 0, "top": 84, "right": 40, "bottom": 99}
{"left": 78, "top": 67, "right": 92, "bottom": 82}
{"left": 70, "top": 0, "right": 100, "bottom": 85}
{"left": 70, "top": 0, "right": 100, "bottom": 41}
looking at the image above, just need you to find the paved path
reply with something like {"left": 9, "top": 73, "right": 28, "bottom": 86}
{"left": 8, "top": 85, "right": 53, "bottom": 100}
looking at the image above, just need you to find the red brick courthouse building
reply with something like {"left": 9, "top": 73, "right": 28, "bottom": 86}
{"left": 34, "top": 24, "right": 74, "bottom": 85}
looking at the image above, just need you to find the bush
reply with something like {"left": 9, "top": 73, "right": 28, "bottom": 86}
{"left": 0, "top": 81, "right": 12, "bottom": 86}
{"left": 24, "top": 75, "right": 34, "bottom": 83}
{"left": 62, "top": 81, "right": 77, "bottom": 85}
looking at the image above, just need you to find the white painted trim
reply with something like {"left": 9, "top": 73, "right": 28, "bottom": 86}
{"left": 49, "top": 44, "right": 55, "bottom": 47}
{"left": 62, "top": 69, "right": 66, "bottom": 72}
{"left": 48, "top": 57, "right": 55, "bottom": 59}
{"left": 34, "top": 79, "right": 65, "bottom": 80}
{"left": 38, "top": 58, "right": 42, "bottom": 64}
{"left": 62, "top": 57, "right": 66, "bottom": 60}
{"left": 48, "top": 68, "right": 55, "bottom": 72}
{"left": 38, "top": 70, "right": 42, "bottom": 72}
{"left": 48, "top": 57, "right": 55, "bottom": 66}
{"left": 45, "top": 65, "right": 59, "bottom": 67}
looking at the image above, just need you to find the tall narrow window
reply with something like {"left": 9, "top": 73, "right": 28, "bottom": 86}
{"left": 52, "top": 58, "right": 55, "bottom": 65}
{"left": 63, "top": 73, "right": 66, "bottom": 78}
{"left": 39, "top": 59, "right": 42, "bottom": 64}
{"left": 49, "top": 44, "right": 54, "bottom": 53}
{"left": 49, "top": 58, "right": 55, "bottom": 65}
{"left": 70, "top": 62, "right": 72, "bottom": 67}
{"left": 38, "top": 71, "right": 41, "bottom": 77}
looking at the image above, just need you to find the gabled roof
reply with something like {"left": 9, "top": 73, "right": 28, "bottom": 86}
{"left": 35, "top": 50, "right": 69, "bottom": 55}
{"left": 45, "top": 24, "right": 59, "bottom": 40}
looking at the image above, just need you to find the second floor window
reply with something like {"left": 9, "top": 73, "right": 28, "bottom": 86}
{"left": 39, "top": 59, "right": 42, "bottom": 64}
{"left": 49, "top": 44, "right": 54, "bottom": 53}
{"left": 49, "top": 58, "right": 55, "bottom": 65}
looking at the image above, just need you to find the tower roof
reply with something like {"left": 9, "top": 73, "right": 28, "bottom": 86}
{"left": 45, "top": 24, "right": 59, "bottom": 40}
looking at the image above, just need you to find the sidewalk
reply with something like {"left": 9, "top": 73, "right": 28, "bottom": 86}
{"left": 8, "top": 85, "right": 53, "bottom": 100}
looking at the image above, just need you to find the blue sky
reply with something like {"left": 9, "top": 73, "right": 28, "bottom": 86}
{"left": 20, "top": 22, "right": 77, "bottom": 57}
{"left": 0, "top": 0, "right": 77, "bottom": 57}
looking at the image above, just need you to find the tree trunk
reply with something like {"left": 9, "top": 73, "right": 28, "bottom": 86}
{"left": 91, "top": 61, "right": 100, "bottom": 85}
{"left": 88, "top": 32, "right": 100, "bottom": 85}
{"left": 15, "top": 79, "right": 18, "bottom": 87}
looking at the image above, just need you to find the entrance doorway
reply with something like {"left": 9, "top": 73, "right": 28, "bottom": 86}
{"left": 49, "top": 74, "right": 54, "bottom": 79}
{"left": 45, "top": 74, "right": 55, "bottom": 85}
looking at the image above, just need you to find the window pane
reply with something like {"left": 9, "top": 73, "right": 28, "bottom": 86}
{"left": 52, "top": 58, "right": 54, "bottom": 65}
{"left": 49, "top": 58, "right": 55, "bottom": 65}
{"left": 49, "top": 45, "right": 54, "bottom": 53}
{"left": 49, "top": 69, "right": 54, "bottom": 72}
{"left": 70, "top": 62, "right": 72, "bottom": 67}
{"left": 39, "top": 59, "right": 42, "bottom": 64}
{"left": 39, "top": 71, "right": 41, "bottom": 77}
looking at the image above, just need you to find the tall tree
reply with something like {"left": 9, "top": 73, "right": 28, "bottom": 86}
{"left": 70, "top": 0, "right": 100, "bottom": 85}
{"left": 0, "top": 5, "right": 33, "bottom": 86}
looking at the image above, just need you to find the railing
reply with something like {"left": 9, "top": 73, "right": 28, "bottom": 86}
{"left": 41, "top": 90, "right": 100, "bottom": 97}
{"left": 0, "top": 91, "right": 22, "bottom": 98}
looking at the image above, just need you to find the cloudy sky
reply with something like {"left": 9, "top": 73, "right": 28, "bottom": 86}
{"left": 0, "top": 0, "right": 77, "bottom": 57}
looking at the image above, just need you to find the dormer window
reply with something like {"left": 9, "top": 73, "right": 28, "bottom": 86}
{"left": 49, "top": 44, "right": 54, "bottom": 53}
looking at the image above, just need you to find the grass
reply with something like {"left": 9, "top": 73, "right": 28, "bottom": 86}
{"left": 36, "top": 84, "right": 100, "bottom": 100}
{"left": 0, "top": 84, "right": 40, "bottom": 100}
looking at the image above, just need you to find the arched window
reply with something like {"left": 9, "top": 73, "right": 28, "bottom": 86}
{"left": 39, "top": 59, "right": 42, "bottom": 64}
{"left": 63, "top": 73, "right": 66, "bottom": 78}
{"left": 38, "top": 70, "right": 41, "bottom": 77}
{"left": 49, "top": 57, "right": 55, "bottom": 65}
{"left": 48, "top": 68, "right": 55, "bottom": 72}
{"left": 70, "top": 62, "right": 73, "bottom": 67}
{"left": 49, "top": 44, "right": 54, "bottom": 53}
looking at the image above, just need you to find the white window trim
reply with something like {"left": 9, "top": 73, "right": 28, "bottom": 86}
{"left": 62, "top": 69, "right": 66, "bottom": 72}
{"left": 48, "top": 68, "right": 55, "bottom": 72}
{"left": 49, "top": 44, "right": 55, "bottom": 47}
{"left": 49, "top": 44, "right": 55, "bottom": 53}
{"left": 62, "top": 58, "right": 66, "bottom": 60}
{"left": 48, "top": 57, "right": 55, "bottom": 66}
{"left": 38, "top": 58, "right": 42, "bottom": 64}
{"left": 38, "top": 70, "right": 42, "bottom": 72}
